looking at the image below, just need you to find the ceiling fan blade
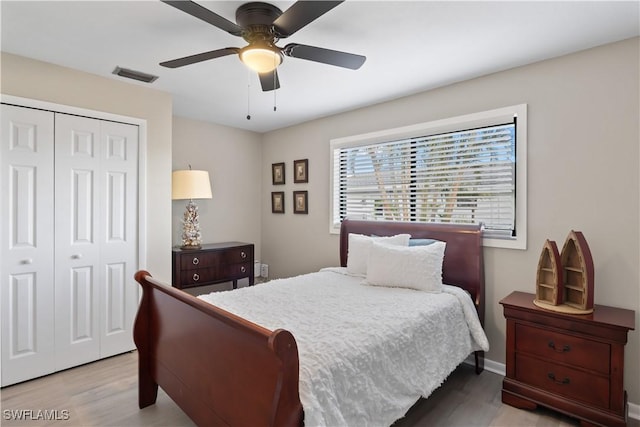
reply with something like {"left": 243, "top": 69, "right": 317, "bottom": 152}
{"left": 273, "top": 1, "right": 343, "bottom": 37}
{"left": 283, "top": 43, "right": 365, "bottom": 70}
{"left": 259, "top": 70, "right": 281, "bottom": 92}
{"left": 160, "top": 48, "right": 239, "bottom": 68}
{"left": 162, "top": 0, "right": 242, "bottom": 36}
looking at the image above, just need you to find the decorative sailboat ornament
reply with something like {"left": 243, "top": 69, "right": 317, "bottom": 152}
{"left": 533, "top": 239, "right": 563, "bottom": 307}
{"left": 560, "top": 230, "right": 594, "bottom": 313}
{"left": 533, "top": 230, "right": 594, "bottom": 314}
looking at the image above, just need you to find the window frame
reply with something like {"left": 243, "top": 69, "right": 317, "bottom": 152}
{"left": 329, "top": 104, "right": 527, "bottom": 250}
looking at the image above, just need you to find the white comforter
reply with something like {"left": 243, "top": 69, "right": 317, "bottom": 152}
{"left": 198, "top": 268, "right": 489, "bottom": 427}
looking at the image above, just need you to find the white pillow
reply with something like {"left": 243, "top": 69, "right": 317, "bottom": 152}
{"left": 364, "top": 241, "right": 446, "bottom": 292}
{"left": 346, "top": 233, "right": 411, "bottom": 275}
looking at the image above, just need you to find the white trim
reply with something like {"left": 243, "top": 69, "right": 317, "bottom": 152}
{"left": 464, "top": 356, "right": 639, "bottom": 421}
{"left": 1, "top": 94, "right": 148, "bottom": 270}
{"left": 329, "top": 104, "right": 527, "bottom": 250}
{"left": 137, "top": 122, "right": 148, "bottom": 270}
{"left": 630, "top": 402, "right": 640, "bottom": 421}
{"left": 463, "top": 355, "right": 506, "bottom": 376}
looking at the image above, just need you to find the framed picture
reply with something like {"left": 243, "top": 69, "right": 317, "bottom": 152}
{"left": 293, "top": 159, "right": 308, "bottom": 183}
{"left": 272, "top": 162, "right": 285, "bottom": 185}
{"left": 293, "top": 190, "right": 308, "bottom": 214}
{"left": 271, "top": 191, "right": 285, "bottom": 213}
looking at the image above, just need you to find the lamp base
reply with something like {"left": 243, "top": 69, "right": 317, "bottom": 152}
{"left": 180, "top": 199, "right": 203, "bottom": 250}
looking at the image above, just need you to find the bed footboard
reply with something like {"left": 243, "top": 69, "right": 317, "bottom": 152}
{"left": 133, "top": 271, "right": 303, "bottom": 427}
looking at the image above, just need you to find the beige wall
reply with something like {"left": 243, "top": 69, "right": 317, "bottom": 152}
{"left": 261, "top": 38, "right": 640, "bottom": 403}
{"left": 1, "top": 52, "right": 174, "bottom": 280}
{"left": 171, "top": 116, "right": 262, "bottom": 261}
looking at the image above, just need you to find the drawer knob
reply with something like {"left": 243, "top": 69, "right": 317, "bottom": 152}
{"left": 547, "top": 372, "right": 570, "bottom": 385}
{"left": 548, "top": 341, "right": 570, "bottom": 353}
{"left": 193, "top": 273, "right": 200, "bottom": 282}
{"left": 192, "top": 257, "right": 200, "bottom": 265}
{"left": 241, "top": 266, "right": 246, "bottom": 273}
{"left": 241, "top": 251, "right": 247, "bottom": 259}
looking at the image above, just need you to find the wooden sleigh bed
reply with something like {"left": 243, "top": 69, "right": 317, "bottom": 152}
{"left": 133, "top": 219, "right": 485, "bottom": 426}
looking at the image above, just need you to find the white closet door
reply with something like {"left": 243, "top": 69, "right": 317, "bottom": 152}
{"left": 1, "top": 105, "right": 55, "bottom": 386}
{"left": 99, "top": 120, "right": 138, "bottom": 357}
{"left": 54, "top": 114, "right": 102, "bottom": 370}
{"left": 54, "top": 115, "right": 139, "bottom": 369}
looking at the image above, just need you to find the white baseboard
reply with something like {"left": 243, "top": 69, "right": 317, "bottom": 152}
{"left": 463, "top": 354, "right": 506, "bottom": 375}
{"left": 629, "top": 402, "right": 640, "bottom": 421}
{"left": 464, "top": 356, "right": 639, "bottom": 421}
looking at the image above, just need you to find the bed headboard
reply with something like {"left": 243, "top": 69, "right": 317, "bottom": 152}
{"left": 339, "top": 219, "right": 485, "bottom": 325}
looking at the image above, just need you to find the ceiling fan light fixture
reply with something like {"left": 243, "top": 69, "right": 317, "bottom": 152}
{"left": 240, "top": 45, "right": 282, "bottom": 73}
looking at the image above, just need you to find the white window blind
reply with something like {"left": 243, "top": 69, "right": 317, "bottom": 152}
{"left": 332, "top": 122, "right": 516, "bottom": 237}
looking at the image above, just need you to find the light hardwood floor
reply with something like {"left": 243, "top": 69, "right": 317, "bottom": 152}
{"left": 1, "top": 352, "right": 637, "bottom": 427}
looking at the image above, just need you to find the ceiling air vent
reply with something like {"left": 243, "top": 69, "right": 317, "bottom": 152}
{"left": 112, "top": 66, "right": 158, "bottom": 83}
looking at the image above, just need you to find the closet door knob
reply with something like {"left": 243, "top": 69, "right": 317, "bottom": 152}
{"left": 71, "top": 254, "right": 82, "bottom": 260}
{"left": 20, "top": 258, "right": 33, "bottom": 265}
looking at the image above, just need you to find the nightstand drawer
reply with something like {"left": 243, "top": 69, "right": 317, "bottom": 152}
{"left": 515, "top": 353, "right": 609, "bottom": 408}
{"left": 515, "top": 324, "right": 609, "bottom": 374}
{"left": 180, "top": 252, "right": 219, "bottom": 270}
{"left": 222, "top": 247, "right": 252, "bottom": 264}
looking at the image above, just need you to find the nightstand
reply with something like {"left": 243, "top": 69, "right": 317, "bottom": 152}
{"left": 172, "top": 242, "right": 254, "bottom": 290}
{"left": 500, "top": 291, "right": 635, "bottom": 427}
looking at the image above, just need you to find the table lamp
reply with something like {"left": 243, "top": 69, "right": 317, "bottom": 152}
{"left": 172, "top": 168, "right": 212, "bottom": 249}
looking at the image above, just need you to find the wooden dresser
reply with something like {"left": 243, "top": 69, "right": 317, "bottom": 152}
{"left": 500, "top": 291, "right": 635, "bottom": 427}
{"left": 172, "top": 242, "right": 254, "bottom": 290}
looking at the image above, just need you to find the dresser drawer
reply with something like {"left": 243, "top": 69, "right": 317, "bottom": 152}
{"left": 515, "top": 353, "right": 610, "bottom": 409}
{"left": 223, "top": 262, "right": 252, "bottom": 278}
{"left": 221, "top": 246, "right": 252, "bottom": 264}
{"left": 515, "top": 324, "right": 610, "bottom": 374}
{"left": 180, "top": 252, "right": 219, "bottom": 270}
{"left": 180, "top": 267, "right": 219, "bottom": 287}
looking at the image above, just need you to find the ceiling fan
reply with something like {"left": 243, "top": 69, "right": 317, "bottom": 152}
{"left": 160, "top": 0, "right": 366, "bottom": 91}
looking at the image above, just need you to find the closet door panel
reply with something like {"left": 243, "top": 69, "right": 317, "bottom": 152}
{"left": 99, "top": 121, "right": 139, "bottom": 356}
{"left": 54, "top": 114, "right": 101, "bottom": 370}
{"left": 0, "top": 105, "right": 55, "bottom": 386}
{"left": 70, "top": 266, "right": 94, "bottom": 341}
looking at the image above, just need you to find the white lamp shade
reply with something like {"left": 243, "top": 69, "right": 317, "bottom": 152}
{"left": 172, "top": 170, "right": 212, "bottom": 200}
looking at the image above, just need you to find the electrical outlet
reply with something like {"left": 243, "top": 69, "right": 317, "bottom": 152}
{"left": 260, "top": 264, "right": 268, "bottom": 278}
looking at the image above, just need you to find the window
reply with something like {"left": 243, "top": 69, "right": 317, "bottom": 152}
{"left": 330, "top": 105, "right": 527, "bottom": 249}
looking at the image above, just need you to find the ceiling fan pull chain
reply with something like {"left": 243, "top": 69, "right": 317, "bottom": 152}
{"left": 246, "top": 70, "right": 251, "bottom": 120}
{"left": 273, "top": 64, "right": 277, "bottom": 112}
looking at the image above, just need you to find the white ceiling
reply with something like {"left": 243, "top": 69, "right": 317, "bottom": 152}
{"left": 2, "top": 1, "right": 638, "bottom": 133}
